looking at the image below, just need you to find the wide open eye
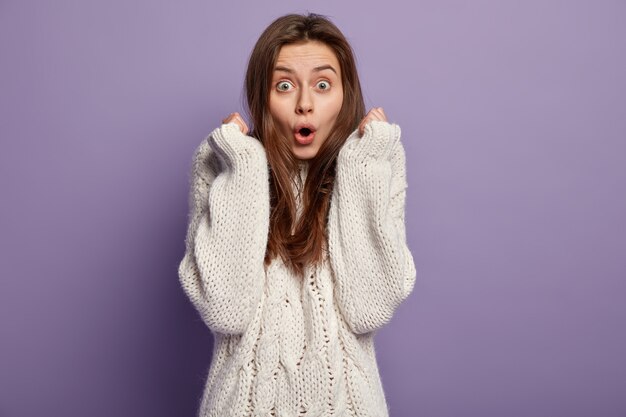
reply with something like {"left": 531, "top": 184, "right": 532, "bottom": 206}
{"left": 276, "top": 81, "right": 293, "bottom": 92}
{"left": 316, "top": 80, "right": 330, "bottom": 91}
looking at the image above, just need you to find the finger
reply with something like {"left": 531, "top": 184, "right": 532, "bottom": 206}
{"left": 371, "top": 108, "right": 384, "bottom": 120}
{"left": 358, "top": 118, "right": 366, "bottom": 137}
{"left": 240, "top": 120, "right": 249, "bottom": 135}
{"left": 235, "top": 115, "right": 249, "bottom": 135}
{"left": 222, "top": 113, "right": 247, "bottom": 133}
{"left": 222, "top": 113, "right": 235, "bottom": 124}
{"left": 368, "top": 112, "right": 382, "bottom": 122}
{"left": 367, "top": 107, "right": 381, "bottom": 120}
{"left": 377, "top": 107, "right": 387, "bottom": 121}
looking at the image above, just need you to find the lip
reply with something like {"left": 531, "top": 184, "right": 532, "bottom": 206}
{"left": 294, "top": 122, "right": 317, "bottom": 133}
{"left": 294, "top": 130, "right": 315, "bottom": 145}
{"left": 294, "top": 123, "right": 317, "bottom": 145}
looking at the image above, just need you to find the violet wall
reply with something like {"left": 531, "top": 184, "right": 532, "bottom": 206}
{"left": 1, "top": 0, "right": 625, "bottom": 416}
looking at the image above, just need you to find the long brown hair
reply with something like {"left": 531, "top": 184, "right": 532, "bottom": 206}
{"left": 244, "top": 13, "right": 365, "bottom": 278}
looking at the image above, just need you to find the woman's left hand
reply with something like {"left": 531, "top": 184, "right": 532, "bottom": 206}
{"left": 358, "top": 107, "right": 387, "bottom": 137}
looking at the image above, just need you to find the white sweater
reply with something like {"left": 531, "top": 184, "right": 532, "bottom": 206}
{"left": 178, "top": 120, "right": 417, "bottom": 417}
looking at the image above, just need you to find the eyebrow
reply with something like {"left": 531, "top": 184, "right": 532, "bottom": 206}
{"left": 274, "top": 64, "right": 338, "bottom": 75}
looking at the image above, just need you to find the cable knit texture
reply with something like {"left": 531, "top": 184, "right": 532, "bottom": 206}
{"left": 178, "top": 121, "right": 417, "bottom": 417}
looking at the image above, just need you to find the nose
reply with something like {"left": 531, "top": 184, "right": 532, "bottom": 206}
{"left": 296, "top": 89, "right": 313, "bottom": 114}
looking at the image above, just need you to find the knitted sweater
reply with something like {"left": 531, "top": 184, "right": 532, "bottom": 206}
{"left": 178, "top": 120, "right": 417, "bottom": 417}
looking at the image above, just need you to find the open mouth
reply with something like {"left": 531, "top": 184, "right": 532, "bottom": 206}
{"left": 295, "top": 126, "right": 316, "bottom": 144}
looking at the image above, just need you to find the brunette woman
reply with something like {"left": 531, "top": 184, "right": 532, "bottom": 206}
{"left": 179, "top": 13, "right": 417, "bottom": 417}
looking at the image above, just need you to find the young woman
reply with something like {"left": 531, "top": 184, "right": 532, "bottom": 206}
{"left": 178, "top": 13, "right": 417, "bottom": 417}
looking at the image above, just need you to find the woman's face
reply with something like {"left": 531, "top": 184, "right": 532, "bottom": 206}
{"left": 269, "top": 40, "right": 344, "bottom": 160}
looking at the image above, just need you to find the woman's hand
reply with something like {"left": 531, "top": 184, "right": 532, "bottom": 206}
{"left": 358, "top": 107, "right": 387, "bottom": 137}
{"left": 222, "top": 112, "right": 249, "bottom": 135}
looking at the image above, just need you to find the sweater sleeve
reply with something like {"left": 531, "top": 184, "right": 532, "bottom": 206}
{"left": 327, "top": 120, "right": 417, "bottom": 334}
{"left": 178, "top": 123, "right": 270, "bottom": 335}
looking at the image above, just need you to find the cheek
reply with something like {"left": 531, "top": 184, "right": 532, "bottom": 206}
{"left": 268, "top": 103, "right": 285, "bottom": 131}
{"left": 268, "top": 95, "right": 279, "bottom": 118}
{"left": 328, "top": 94, "right": 343, "bottom": 122}
{"left": 268, "top": 98, "right": 288, "bottom": 126}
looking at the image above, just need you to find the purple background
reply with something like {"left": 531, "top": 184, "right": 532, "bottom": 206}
{"left": 1, "top": 1, "right": 625, "bottom": 416}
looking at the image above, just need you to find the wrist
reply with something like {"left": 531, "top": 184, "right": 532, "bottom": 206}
{"left": 341, "top": 121, "right": 401, "bottom": 162}
{"left": 208, "top": 123, "right": 266, "bottom": 169}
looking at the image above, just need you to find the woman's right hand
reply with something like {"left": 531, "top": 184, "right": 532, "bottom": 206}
{"left": 222, "top": 112, "right": 249, "bottom": 135}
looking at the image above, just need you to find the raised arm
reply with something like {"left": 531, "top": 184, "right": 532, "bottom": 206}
{"left": 328, "top": 120, "right": 417, "bottom": 334}
{"left": 178, "top": 123, "right": 270, "bottom": 335}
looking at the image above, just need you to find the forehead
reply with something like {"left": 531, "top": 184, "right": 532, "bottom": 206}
{"left": 275, "top": 41, "right": 340, "bottom": 73}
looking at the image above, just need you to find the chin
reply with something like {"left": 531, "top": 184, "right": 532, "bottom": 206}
{"left": 292, "top": 147, "right": 319, "bottom": 160}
